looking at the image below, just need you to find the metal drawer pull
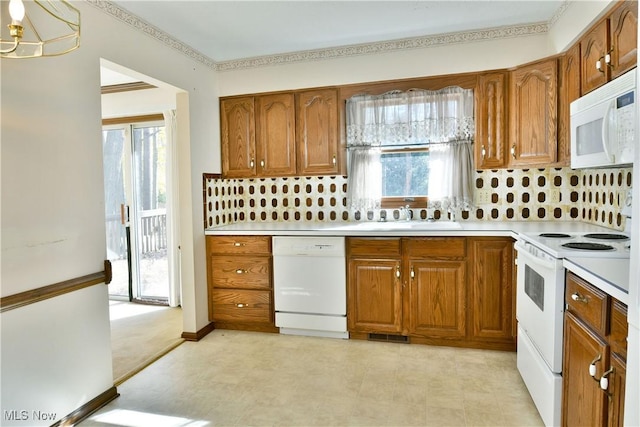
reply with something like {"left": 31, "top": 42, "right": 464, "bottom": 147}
{"left": 571, "top": 292, "right": 588, "bottom": 303}
{"left": 600, "top": 366, "right": 614, "bottom": 391}
{"left": 589, "top": 354, "right": 602, "bottom": 378}
{"left": 236, "top": 303, "right": 249, "bottom": 308}
{"left": 235, "top": 269, "right": 247, "bottom": 274}
{"left": 233, "top": 242, "right": 245, "bottom": 247}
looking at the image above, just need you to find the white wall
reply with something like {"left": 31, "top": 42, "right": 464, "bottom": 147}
{"left": 0, "top": 1, "right": 217, "bottom": 423}
{"left": 216, "top": 0, "right": 615, "bottom": 97}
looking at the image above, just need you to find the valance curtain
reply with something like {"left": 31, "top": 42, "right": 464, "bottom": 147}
{"left": 346, "top": 86, "right": 475, "bottom": 211}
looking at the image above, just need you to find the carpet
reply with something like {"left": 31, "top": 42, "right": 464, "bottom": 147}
{"left": 109, "top": 301, "right": 184, "bottom": 385}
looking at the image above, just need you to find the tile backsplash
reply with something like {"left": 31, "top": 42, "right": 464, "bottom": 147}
{"left": 204, "top": 167, "right": 633, "bottom": 231}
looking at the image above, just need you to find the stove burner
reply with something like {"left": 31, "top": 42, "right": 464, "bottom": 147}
{"left": 583, "top": 233, "right": 629, "bottom": 241}
{"left": 539, "top": 233, "right": 571, "bottom": 238}
{"left": 562, "top": 242, "right": 615, "bottom": 251}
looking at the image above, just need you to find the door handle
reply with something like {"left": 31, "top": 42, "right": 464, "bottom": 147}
{"left": 120, "top": 204, "right": 129, "bottom": 225}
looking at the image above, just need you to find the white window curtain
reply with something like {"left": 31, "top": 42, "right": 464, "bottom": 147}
{"left": 346, "top": 87, "right": 475, "bottom": 211}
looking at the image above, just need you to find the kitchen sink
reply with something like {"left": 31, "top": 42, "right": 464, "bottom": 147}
{"left": 334, "top": 220, "right": 462, "bottom": 231}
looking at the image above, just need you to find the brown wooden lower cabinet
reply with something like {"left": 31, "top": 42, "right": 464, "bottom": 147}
{"left": 206, "top": 235, "right": 278, "bottom": 332}
{"left": 562, "top": 272, "right": 627, "bottom": 427}
{"left": 347, "top": 236, "right": 515, "bottom": 350}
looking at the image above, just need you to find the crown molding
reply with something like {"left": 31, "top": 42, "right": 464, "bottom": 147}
{"left": 87, "top": 0, "right": 216, "bottom": 69}
{"left": 90, "top": 0, "right": 570, "bottom": 72}
{"left": 216, "top": 22, "right": 549, "bottom": 71}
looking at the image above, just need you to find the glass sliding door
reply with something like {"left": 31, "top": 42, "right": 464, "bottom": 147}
{"left": 131, "top": 124, "right": 169, "bottom": 301}
{"left": 103, "top": 121, "right": 169, "bottom": 303}
{"left": 103, "top": 127, "right": 131, "bottom": 298}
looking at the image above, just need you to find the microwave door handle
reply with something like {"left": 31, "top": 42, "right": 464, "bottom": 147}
{"left": 601, "top": 99, "right": 615, "bottom": 163}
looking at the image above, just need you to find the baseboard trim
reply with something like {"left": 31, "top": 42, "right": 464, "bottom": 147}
{"left": 52, "top": 386, "right": 119, "bottom": 426}
{"left": 0, "top": 269, "right": 107, "bottom": 313}
{"left": 181, "top": 322, "right": 215, "bottom": 341}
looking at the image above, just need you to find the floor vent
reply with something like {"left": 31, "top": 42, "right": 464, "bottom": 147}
{"left": 368, "top": 333, "right": 409, "bottom": 343}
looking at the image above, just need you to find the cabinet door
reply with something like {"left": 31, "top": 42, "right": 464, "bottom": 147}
{"left": 607, "top": 353, "right": 626, "bottom": 427}
{"left": 609, "top": 0, "right": 638, "bottom": 80}
{"left": 468, "top": 238, "right": 514, "bottom": 342}
{"left": 255, "top": 93, "right": 296, "bottom": 177}
{"left": 562, "top": 311, "right": 608, "bottom": 427}
{"left": 295, "top": 89, "right": 339, "bottom": 175}
{"left": 220, "top": 97, "right": 256, "bottom": 178}
{"left": 509, "top": 59, "right": 558, "bottom": 166}
{"left": 557, "top": 44, "right": 581, "bottom": 166}
{"left": 475, "top": 72, "right": 507, "bottom": 169}
{"left": 581, "top": 20, "right": 610, "bottom": 94}
{"left": 407, "top": 259, "right": 466, "bottom": 338}
{"left": 347, "top": 258, "right": 402, "bottom": 334}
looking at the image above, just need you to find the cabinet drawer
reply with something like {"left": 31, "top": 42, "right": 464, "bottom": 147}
{"left": 347, "top": 238, "right": 401, "bottom": 257}
{"left": 207, "top": 235, "right": 271, "bottom": 255}
{"left": 566, "top": 272, "right": 609, "bottom": 335}
{"left": 210, "top": 255, "right": 271, "bottom": 289}
{"left": 404, "top": 237, "right": 466, "bottom": 258}
{"left": 211, "top": 289, "right": 272, "bottom": 323}
{"left": 610, "top": 299, "right": 628, "bottom": 360}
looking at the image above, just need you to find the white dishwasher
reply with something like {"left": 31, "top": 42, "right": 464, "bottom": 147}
{"left": 273, "top": 236, "right": 347, "bottom": 339}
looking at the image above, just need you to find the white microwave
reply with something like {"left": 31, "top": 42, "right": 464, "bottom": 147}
{"left": 570, "top": 70, "right": 636, "bottom": 169}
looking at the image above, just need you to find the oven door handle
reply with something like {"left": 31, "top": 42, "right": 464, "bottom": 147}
{"left": 515, "top": 240, "right": 560, "bottom": 270}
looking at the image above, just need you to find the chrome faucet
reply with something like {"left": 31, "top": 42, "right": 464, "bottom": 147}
{"left": 401, "top": 205, "right": 413, "bottom": 221}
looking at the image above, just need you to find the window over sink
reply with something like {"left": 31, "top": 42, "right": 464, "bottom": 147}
{"left": 345, "top": 86, "right": 475, "bottom": 212}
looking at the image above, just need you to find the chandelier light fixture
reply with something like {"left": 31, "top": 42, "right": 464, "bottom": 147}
{"left": 1, "top": 0, "right": 80, "bottom": 58}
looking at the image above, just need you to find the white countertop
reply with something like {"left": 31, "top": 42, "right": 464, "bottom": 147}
{"left": 563, "top": 257, "right": 630, "bottom": 304}
{"left": 205, "top": 220, "right": 617, "bottom": 237}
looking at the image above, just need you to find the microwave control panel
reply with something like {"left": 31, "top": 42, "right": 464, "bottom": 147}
{"left": 616, "top": 90, "right": 635, "bottom": 164}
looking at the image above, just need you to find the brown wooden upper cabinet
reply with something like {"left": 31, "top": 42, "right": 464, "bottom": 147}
{"left": 580, "top": 0, "right": 638, "bottom": 95}
{"left": 295, "top": 89, "right": 340, "bottom": 175}
{"left": 475, "top": 72, "right": 507, "bottom": 169}
{"left": 557, "top": 44, "right": 582, "bottom": 166}
{"left": 256, "top": 93, "right": 296, "bottom": 177}
{"left": 509, "top": 58, "right": 558, "bottom": 167}
{"left": 220, "top": 89, "right": 339, "bottom": 179}
{"left": 220, "top": 96, "right": 256, "bottom": 178}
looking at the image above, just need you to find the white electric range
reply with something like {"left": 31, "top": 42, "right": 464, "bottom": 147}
{"left": 518, "top": 231, "right": 631, "bottom": 260}
{"left": 514, "top": 230, "right": 630, "bottom": 426}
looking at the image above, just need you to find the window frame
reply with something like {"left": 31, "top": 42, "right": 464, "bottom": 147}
{"left": 379, "top": 146, "right": 429, "bottom": 209}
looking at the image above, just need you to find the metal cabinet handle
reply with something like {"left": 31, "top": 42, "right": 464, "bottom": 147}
{"left": 332, "top": 155, "right": 337, "bottom": 166}
{"left": 410, "top": 267, "right": 415, "bottom": 279}
{"left": 260, "top": 159, "right": 265, "bottom": 169}
{"left": 481, "top": 145, "right": 486, "bottom": 159}
{"left": 511, "top": 144, "right": 516, "bottom": 159}
{"left": 589, "top": 354, "right": 602, "bottom": 378}
{"left": 250, "top": 158, "right": 255, "bottom": 168}
{"left": 600, "top": 366, "right": 614, "bottom": 391}
{"left": 236, "top": 303, "right": 249, "bottom": 308}
{"left": 395, "top": 266, "right": 401, "bottom": 278}
{"left": 596, "top": 58, "right": 602, "bottom": 72}
{"left": 235, "top": 269, "right": 247, "bottom": 274}
{"left": 571, "top": 292, "right": 589, "bottom": 303}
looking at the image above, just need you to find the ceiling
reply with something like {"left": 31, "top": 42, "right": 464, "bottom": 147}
{"left": 110, "top": 0, "right": 565, "bottom": 63}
